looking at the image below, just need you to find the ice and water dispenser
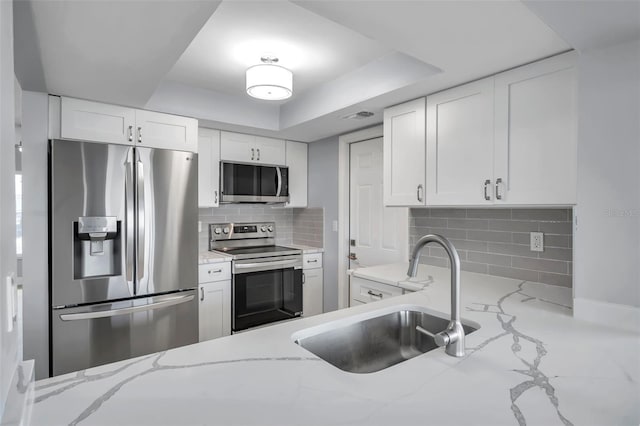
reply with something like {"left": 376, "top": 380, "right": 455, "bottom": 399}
{"left": 73, "top": 216, "right": 121, "bottom": 279}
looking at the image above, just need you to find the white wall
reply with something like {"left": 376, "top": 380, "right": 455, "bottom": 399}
{"left": 308, "top": 136, "right": 339, "bottom": 311}
{"left": 21, "top": 92, "right": 49, "bottom": 379}
{"left": 0, "top": 0, "right": 20, "bottom": 416}
{"left": 575, "top": 39, "right": 640, "bottom": 315}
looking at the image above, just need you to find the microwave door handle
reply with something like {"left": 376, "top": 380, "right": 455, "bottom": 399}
{"left": 136, "top": 151, "right": 145, "bottom": 283}
{"left": 276, "top": 166, "right": 282, "bottom": 197}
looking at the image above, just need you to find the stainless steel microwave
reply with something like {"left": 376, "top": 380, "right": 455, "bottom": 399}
{"left": 220, "top": 161, "right": 289, "bottom": 203}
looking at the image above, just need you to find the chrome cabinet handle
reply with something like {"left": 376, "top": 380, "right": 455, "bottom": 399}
{"left": 200, "top": 287, "right": 205, "bottom": 301}
{"left": 302, "top": 272, "right": 306, "bottom": 284}
{"left": 367, "top": 290, "right": 383, "bottom": 299}
{"left": 417, "top": 184, "right": 424, "bottom": 203}
{"left": 307, "top": 259, "right": 318, "bottom": 263}
{"left": 214, "top": 190, "right": 218, "bottom": 204}
{"left": 495, "top": 178, "right": 503, "bottom": 200}
{"left": 483, "top": 179, "right": 491, "bottom": 201}
{"left": 207, "top": 269, "right": 222, "bottom": 274}
{"left": 256, "top": 148, "right": 261, "bottom": 161}
{"left": 251, "top": 148, "right": 255, "bottom": 161}
{"left": 137, "top": 126, "right": 142, "bottom": 143}
{"left": 128, "top": 125, "right": 133, "bottom": 142}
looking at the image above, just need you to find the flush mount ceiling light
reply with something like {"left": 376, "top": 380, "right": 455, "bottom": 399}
{"left": 246, "top": 56, "right": 293, "bottom": 101}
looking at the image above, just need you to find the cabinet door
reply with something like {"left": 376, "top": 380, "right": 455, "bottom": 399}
{"left": 198, "top": 280, "right": 231, "bottom": 342}
{"left": 254, "top": 136, "right": 286, "bottom": 165}
{"left": 60, "top": 97, "right": 135, "bottom": 145}
{"left": 494, "top": 54, "right": 577, "bottom": 205}
{"left": 303, "top": 269, "right": 323, "bottom": 317}
{"left": 220, "top": 131, "right": 255, "bottom": 162}
{"left": 198, "top": 128, "right": 221, "bottom": 207}
{"left": 135, "top": 110, "right": 197, "bottom": 152}
{"left": 349, "top": 276, "right": 402, "bottom": 305}
{"left": 285, "top": 141, "right": 308, "bottom": 207}
{"left": 426, "top": 78, "right": 495, "bottom": 205}
{"left": 383, "top": 98, "right": 426, "bottom": 206}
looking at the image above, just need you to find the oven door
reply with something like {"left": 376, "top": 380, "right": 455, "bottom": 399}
{"left": 232, "top": 256, "right": 302, "bottom": 331}
{"left": 220, "top": 162, "right": 289, "bottom": 203}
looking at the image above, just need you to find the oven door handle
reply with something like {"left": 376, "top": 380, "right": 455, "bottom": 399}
{"left": 235, "top": 258, "right": 299, "bottom": 271}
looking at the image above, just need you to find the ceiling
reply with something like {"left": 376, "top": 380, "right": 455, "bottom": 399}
{"left": 13, "top": 0, "right": 640, "bottom": 142}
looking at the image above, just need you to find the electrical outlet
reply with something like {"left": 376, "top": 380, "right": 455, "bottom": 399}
{"left": 530, "top": 232, "right": 544, "bottom": 252}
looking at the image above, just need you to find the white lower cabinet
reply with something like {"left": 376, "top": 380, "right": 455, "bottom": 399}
{"left": 350, "top": 276, "right": 403, "bottom": 306}
{"left": 302, "top": 253, "right": 323, "bottom": 317}
{"left": 198, "top": 263, "right": 231, "bottom": 342}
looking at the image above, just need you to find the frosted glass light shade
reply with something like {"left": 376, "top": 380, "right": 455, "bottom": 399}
{"left": 246, "top": 64, "right": 293, "bottom": 100}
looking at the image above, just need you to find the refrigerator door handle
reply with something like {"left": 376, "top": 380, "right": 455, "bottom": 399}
{"left": 59, "top": 294, "right": 195, "bottom": 321}
{"left": 125, "top": 152, "right": 135, "bottom": 289}
{"left": 136, "top": 152, "right": 145, "bottom": 283}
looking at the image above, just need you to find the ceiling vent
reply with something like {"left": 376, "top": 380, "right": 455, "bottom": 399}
{"left": 341, "top": 111, "right": 374, "bottom": 120}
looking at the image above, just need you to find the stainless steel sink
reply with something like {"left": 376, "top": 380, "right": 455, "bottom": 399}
{"left": 294, "top": 307, "right": 478, "bottom": 374}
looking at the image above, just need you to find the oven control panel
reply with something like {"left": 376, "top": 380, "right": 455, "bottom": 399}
{"left": 209, "top": 222, "right": 275, "bottom": 242}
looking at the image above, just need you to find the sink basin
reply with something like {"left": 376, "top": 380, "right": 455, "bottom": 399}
{"left": 293, "top": 305, "right": 479, "bottom": 374}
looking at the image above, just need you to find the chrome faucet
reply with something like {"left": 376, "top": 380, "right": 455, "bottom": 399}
{"left": 407, "top": 234, "right": 465, "bottom": 357}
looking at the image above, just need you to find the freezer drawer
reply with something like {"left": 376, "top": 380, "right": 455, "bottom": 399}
{"left": 51, "top": 290, "right": 198, "bottom": 376}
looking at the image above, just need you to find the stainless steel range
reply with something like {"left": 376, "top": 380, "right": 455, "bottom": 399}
{"left": 209, "top": 222, "right": 303, "bottom": 332}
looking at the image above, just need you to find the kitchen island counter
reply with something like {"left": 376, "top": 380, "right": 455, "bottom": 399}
{"left": 29, "top": 265, "right": 639, "bottom": 426}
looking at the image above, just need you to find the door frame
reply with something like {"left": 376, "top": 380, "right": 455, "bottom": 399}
{"left": 337, "top": 124, "right": 408, "bottom": 309}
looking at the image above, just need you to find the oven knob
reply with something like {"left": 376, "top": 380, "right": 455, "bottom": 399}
{"left": 267, "top": 225, "right": 274, "bottom": 232}
{"left": 260, "top": 226, "right": 267, "bottom": 232}
{"left": 213, "top": 227, "right": 222, "bottom": 235}
{"left": 223, "top": 227, "right": 230, "bottom": 234}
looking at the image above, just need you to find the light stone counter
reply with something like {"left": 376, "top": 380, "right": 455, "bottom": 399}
{"left": 287, "top": 244, "right": 324, "bottom": 254}
{"left": 198, "top": 251, "right": 232, "bottom": 264}
{"left": 28, "top": 265, "right": 640, "bottom": 426}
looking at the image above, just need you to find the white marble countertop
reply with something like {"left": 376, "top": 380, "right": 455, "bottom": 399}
{"left": 350, "top": 262, "right": 434, "bottom": 291}
{"left": 198, "top": 251, "right": 232, "bottom": 264}
{"left": 29, "top": 265, "right": 640, "bottom": 426}
{"left": 287, "top": 244, "right": 324, "bottom": 254}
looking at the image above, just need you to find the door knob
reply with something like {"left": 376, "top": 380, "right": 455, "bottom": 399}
{"left": 348, "top": 253, "right": 358, "bottom": 260}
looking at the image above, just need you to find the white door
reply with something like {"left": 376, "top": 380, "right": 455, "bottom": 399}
{"left": 220, "top": 131, "right": 255, "bottom": 162}
{"left": 350, "top": 138, "right": 408, "bottom": 269}
{"left": 135, "top": 110, "right": 197, "bottom": 152}
{"left": 254, "top": 136, "right": 286, "bottom": 165}
{"left": 60, "top": 97, "right": 135, "bottom": 145}
{"left": 198, "top": 280, "right": 231, "bottom": 342}
{"left": 494, "top": 54, "right": 577, "bottom": 205}
{"left": 285, "top": 141, "right": 308, "bottom": 207}
{"left": 198, "top": 128, "right": 221, "bottom": 207}
{"left": 383, "top": 98, "right": 426, "bottom": 206}
{"left": 426, "top": 77, "right": 495, "bottom": 205}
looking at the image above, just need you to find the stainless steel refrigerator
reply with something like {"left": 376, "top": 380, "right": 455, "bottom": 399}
{"left": 49, "top": 139, "right": 198, "bottom": 376}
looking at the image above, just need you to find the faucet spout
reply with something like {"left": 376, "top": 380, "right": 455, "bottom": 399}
{"left": 408, "top": 234, "right": 465, "bottom": 357}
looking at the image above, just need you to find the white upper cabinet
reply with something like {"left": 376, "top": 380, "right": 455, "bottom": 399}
{"left": 494, "top": 54, "right": 577, "bottom": 205}
{"left": 134, "top": 110, "right": 197, "bottom": 152}
{"left": 285, "top": 141, "right": 308, "bottom": 207}
{"left": 59, "top": 97, "right": 198, "bottom": 152}
{"left": 220, "top": 131, "right": 286, "bottom": 165}
{"left": 383, "top": 97, "right": 426, "bottom": 206}
{"left": 198, "top": 128, "right": 221, "bottom": 208}
{"left": 61, "top": 97, "right": 135, "bottom": 145}
{"left": 426, "top": 78, "right": 495, "bottom": 205}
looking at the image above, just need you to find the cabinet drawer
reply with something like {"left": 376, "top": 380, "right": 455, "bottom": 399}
{"left": 302, "top": 253, "right": 323, "bottom": 269}
{"left": 198, "top": 262, "right": 231, "bottom": 283}
{"left": 350, "top": 276, "right": 402, "bottom": 304}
